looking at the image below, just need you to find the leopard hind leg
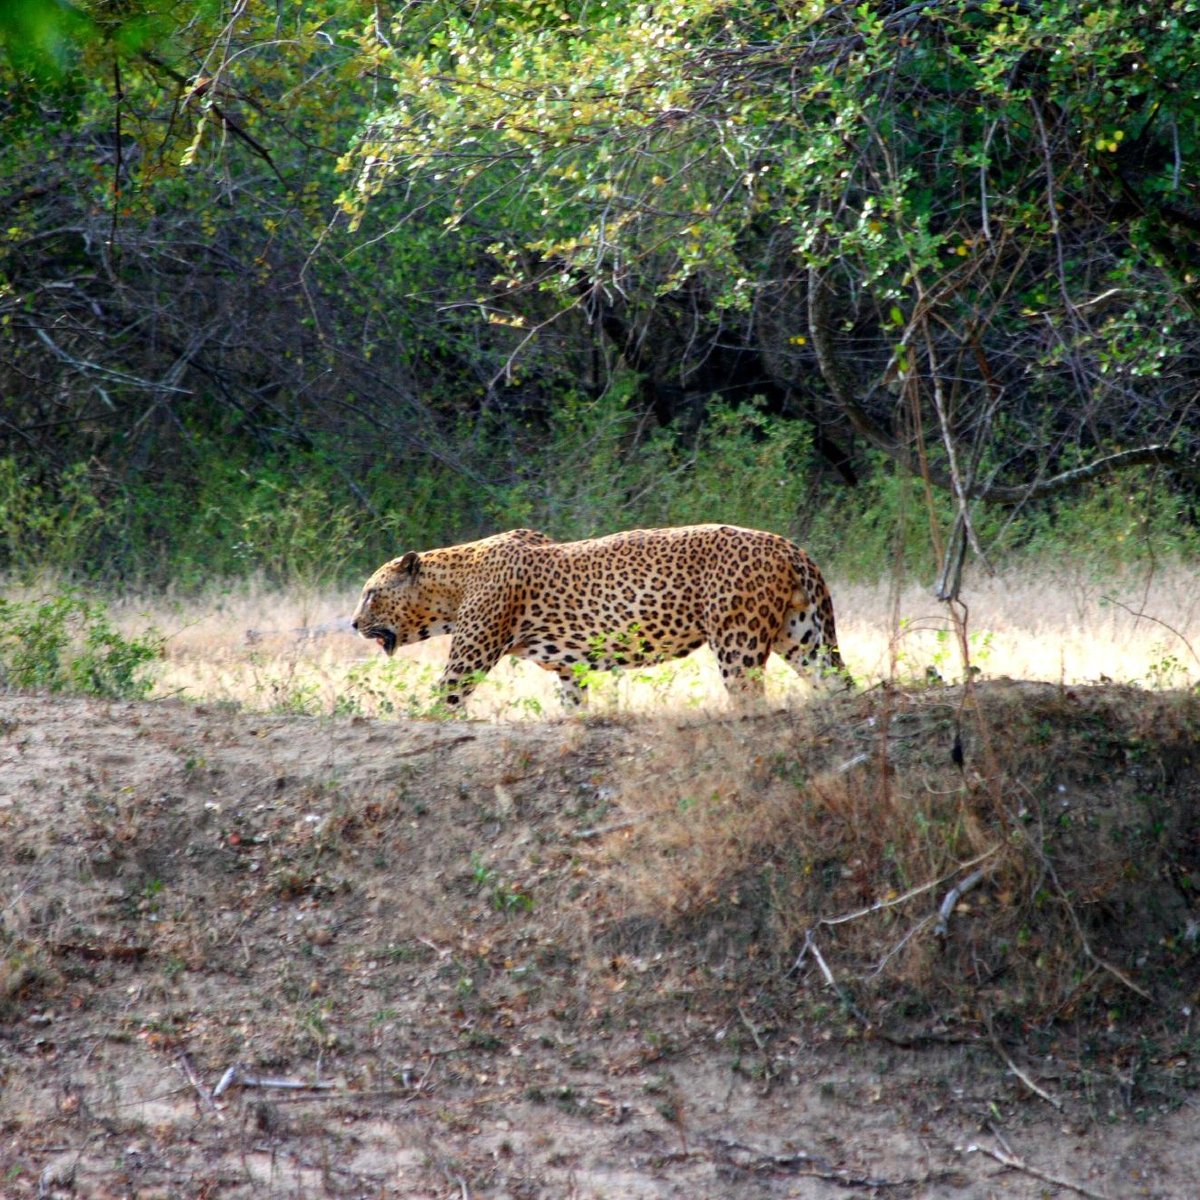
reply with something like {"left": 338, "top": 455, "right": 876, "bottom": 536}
{"left": 773, "top": 592, "right": 848, "bottom": 690}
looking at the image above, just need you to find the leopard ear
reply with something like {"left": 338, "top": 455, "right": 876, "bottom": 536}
{"left": 393, "top": 550, "right": 421, "bottom": 579}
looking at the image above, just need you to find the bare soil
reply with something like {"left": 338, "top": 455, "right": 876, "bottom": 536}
{"left": 1, "top": 684, "right": 1198, "bottom": 1198}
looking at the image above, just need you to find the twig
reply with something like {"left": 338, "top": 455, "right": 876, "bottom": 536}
{"left": 865, "top": 912, "right": 935, "bottom": 979}
{"left": 393, "top": 734, "right": 476, "bottom": 759}
{"left": 571, "top": 817, "right": 641, "bottom": 840}
{"left": 965, "top": 1141, "right": 1114, "bottom": 1200}
{"left": 1009, "top": 780, "right": 1153, "bottom": 1002}
{"left": 1101, "top": 595, "right": 1200, "bottom": 668}
{"left": 710, "top": 1136, "right": 930, "bottom": 1189}
{"left": 986, "top": 1033, "right": 1063, "bottom": 1110}
{"left": 934, "top": 866, "right": 989, "bottom": 938}
{"left": 735, "top": 1004, "right": 778, "bottom": 1094}
{"left": 176, "top": 1052, "right": 225, "bottom": 1121}
{"left": 819, "top": 845, "right": 999, "bottom": 928}
{"left": 33, "top": 326, "right": 192, "bottom": 394}
{"left": 1079, "top": 941, "right": 1152, "bottom": 1001}
{"left": 212, "top": 1064, "right": 239, "bottom": 1098}
{"left": 239, "top": 1072, "right": 335, "bottom": 1091}
{"left": 794, "top": 930, "right": 875, "bottom": 1029}
{"left": 736, "top": 1004, "right": 768, "bottom": 1055}
{"left": 793, "top": 929, "right": 837, "bottom": 987}
{"left": 1042, "top": 845, "right": 1153, "bottom": 1001}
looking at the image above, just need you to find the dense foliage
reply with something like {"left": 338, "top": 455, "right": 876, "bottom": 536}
{"left": 2, "top": 1, "right": 1199, "bottom": 586}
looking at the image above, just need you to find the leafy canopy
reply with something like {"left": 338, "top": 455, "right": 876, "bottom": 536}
{"left": 341, "top": 0, "right": 1200, "bottom": 322}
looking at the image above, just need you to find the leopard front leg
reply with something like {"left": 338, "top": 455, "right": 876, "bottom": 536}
{"left": 436, "top": 599, "right": 513, "bottom": 708}
{"left": 435, "top": 645, "right": 500, "bottom": 708}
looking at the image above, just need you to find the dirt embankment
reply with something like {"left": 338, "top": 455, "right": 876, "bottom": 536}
{"left": 1, "top": 682, "right": 1199, "bottom": 1198}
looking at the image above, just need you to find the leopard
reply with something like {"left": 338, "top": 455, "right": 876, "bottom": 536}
{"left": 351, "top": 524, "right": 846, "bottom": 708}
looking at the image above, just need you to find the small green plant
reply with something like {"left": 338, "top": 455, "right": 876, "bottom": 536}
{"left": 469, "top": 852, "right": 534, "bottom": 913}
{"left": 967, "top": 628, "right": 994, "bottom": 676}
{"left": 1145, "top": 645, "right": 1190, "bottom": 690}
{"left": 927, "top": 625, "right": 994, "bottom": 682}
{"left": 506, "top": 693, "right": 545, "bottom": 718}
{"left": 336, "top": 658, "right": 424, "bottom": 717}
{"left": 0, "top": 592, "right": 160, "bottom": 699}
{"left": 270, "top": 677, "right": 322, "bottom": 716}
{"left": 470, "top": 852, "right": 497, "bottom": 891}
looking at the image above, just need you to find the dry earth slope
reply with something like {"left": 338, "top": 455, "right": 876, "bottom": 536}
{"left": 1, "top": 682, "right": 1199, "bottom": 1198}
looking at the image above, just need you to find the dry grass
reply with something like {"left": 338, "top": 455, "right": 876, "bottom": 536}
{"left": 595, "top": 703, "right": 990, "bottom": 970}
{"left": 592, "top": 681, "right": 1200, "bottom": 1028}
{"left": 841, "top": 564, "right": 1200, "bottom": 689}
{"left": 97, "top": 563, "right": 1200, "bottom": 717}
{"left": 97, "top": 562, "right": 1199, "bottom": 1035}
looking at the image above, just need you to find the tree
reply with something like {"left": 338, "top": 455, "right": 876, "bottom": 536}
{"left": 341, "top": 0, "right": 1200, "bottom": 585}
{"left": 0, "top": 0, "right": 500, "bottom": 559}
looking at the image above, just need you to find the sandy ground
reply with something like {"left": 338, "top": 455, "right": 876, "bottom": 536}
{"left": 1, "top": 689, "right": 1198, "bottom": 1198}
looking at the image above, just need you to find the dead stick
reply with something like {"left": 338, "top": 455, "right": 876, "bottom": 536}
{"left": 987, "top": 1035, "right": 1063, "bottom": 1110}
{"left": 571, "top": 817, "right": 641, "bottom": 840}
{"left": 736, "top": 1005, "right": 768, "bottom": 1055}
{"left": 211, "top": 1062, "right": 335, "bottom": 1097}
{"left": 212, "top": 1064, "right": 239, "bottom": 1098}
{"left": 393, "top": 735, "right": 476, "bottom": 759}
{"left": 238, "top": 1072, "right": 335, "bottom": 1091}
{"left": 967, "top": 1141, "right": 1113, "bottom": 1200}
{"left": 934, "top": 866, "right": 989, "bottom": 937}
{"left": 176, "top": 1052, "right": 225, "bottom": 1122}
{"left": 820, "top": 845, "right": 999, "bottom": 927}
{"left": 794, "top": 929, "right": 837, "bottom": 987}
{"left": 794, "top": 930, "right": 874, "bottom": 1028}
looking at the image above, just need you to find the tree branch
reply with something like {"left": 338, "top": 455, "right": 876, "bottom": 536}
{"left": 805, "top": 268, "right": 1198, "bottom": 506}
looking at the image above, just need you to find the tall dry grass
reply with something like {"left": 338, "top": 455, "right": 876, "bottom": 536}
{"left": 101, "top": 563, "right": 1200, "bottom": 718}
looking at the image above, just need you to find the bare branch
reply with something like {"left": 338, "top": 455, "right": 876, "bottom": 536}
{"left": 806, "top": 269, "right": 1199, "bottom": 506}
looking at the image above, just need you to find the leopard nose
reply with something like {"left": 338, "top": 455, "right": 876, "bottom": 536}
{"left": 351, "top": 617, "right": 359, "bottom": 631}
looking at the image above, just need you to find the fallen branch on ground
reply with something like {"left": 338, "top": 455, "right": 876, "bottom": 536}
{"left": 986, "top": 1030, "right": 1063, "bottom": 1110}
{"left": 212, "top": 1063, "right": 335, "bottom": 1098}
{"left": 571, "top": 817, "right": 641, "bottom": 840}
{"left": 934, "top": 865, "right": 991, "bottom": 938}
{"left": 176, "top": 1052, "right": 225, "bottom": 1121}
{"left": 818, "top": 846, "right": 1000, "bottom": 929}
{"left": 710, "top": 1136, "right": 943, "bottom": 1190}
{"left": 965, "top": 1139, "right": 1113, "bottom": 1200}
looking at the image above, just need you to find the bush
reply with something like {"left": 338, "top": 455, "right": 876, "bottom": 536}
{"left": 484, "top": 388, "right": 818, "bottom": 541}
{"left": 0, "top": 459, "right": 109, "bottom": 579}
{"left": 0, "top": 592, "right": 160, "bottom": 699}
{"left": 2, "top": 406, "right": 1198, "bottom": 592}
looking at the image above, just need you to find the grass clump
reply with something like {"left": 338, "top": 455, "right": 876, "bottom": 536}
{"left": 0, "top": 591, "right": 160, "bottom": 700}
{"left": 597, "top": 684, "right": 1200, "bottom": 1034}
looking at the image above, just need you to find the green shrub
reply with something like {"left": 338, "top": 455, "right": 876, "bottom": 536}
{"left": 1013, "top": 469, "right": 1200, "bottom": 569}
{"left": 483, "top": 388, "right": 818, "bottom": 541}
{"left": 2, "top": 404, "right": 1197, "bottom": 592}
{"left": 0, "top": 459, "right": 109, "bottom": 579}
{"left": 134, "top": 455, "right": 367, "bottom": 589}
{"left": 0, "top": 592, "right": 160, "bottom": 699}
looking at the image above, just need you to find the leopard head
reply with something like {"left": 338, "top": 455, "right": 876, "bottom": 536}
{"left": 351, "top": 551, "right": 454, "bottom": 655}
